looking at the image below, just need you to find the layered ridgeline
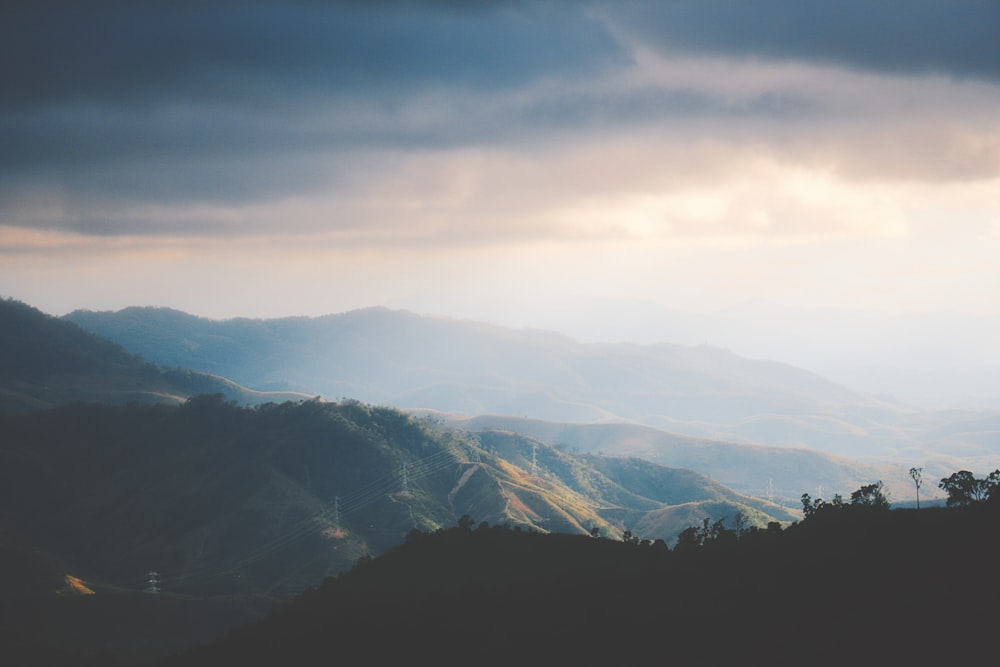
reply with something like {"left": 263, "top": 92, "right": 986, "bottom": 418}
{"left": 63, "top": 307, "right": 902, "bottom": 449}
{"left": 64, "top": 305, "right": 1000, "bottom": 486}
{"left": 0, "top": 298, "right": 309, "bottom": 412}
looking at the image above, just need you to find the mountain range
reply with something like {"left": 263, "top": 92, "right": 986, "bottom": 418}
{"left": 1, "top": 296, "right": 804, "bottom": 662}
{"left": 63, "top": 304, "right": 1000, "bottom": 494}
{"left": 4, "top": 295, "right": 998, "bottom": 664}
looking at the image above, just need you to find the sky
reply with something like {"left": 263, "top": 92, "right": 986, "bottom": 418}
{"left": 2, "top": 1, "right": 1000, "bottom": 408}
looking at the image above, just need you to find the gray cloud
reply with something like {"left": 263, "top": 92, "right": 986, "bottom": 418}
{"left": 608, "top": 0, "right": 1000, "bottom": 81}
{"left": 2, "top": 1, "right": 623, "bottom": 109}
{"left": 2, "top": 0, "right": 998, "bottom": 240}
{"left": 1, "top": 0, "right": 628, "bottom": 215}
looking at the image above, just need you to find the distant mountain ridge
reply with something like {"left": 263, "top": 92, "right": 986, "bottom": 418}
{"left": 61, "top": 306, "right": 898, "bottom": 439}
{"left": 63, "top": 305, "right": 1000, "bottom": 474}
{"left": 0, "top": 298, "right": 309, "bottom": 412}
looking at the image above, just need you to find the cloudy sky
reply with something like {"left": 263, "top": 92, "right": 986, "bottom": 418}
{"left": 3, "top": 1, "right": 1000, "bottom": 406}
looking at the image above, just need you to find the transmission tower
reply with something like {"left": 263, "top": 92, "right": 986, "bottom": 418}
{"left": 401, "top": 462, "right": 409, "bottom": 493}
{"left": 146, "top": 571, "right": 160, "bottom": 594}
{"left": 530, "top": 445, "right": 538, "bottom": 477}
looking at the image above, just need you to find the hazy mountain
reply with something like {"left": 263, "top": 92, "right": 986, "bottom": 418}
{"left": 0, "top": 298, "right": 309, "bottom": 412}
{"left": 64, "top": 305, "right": 1000, "bottom": 470}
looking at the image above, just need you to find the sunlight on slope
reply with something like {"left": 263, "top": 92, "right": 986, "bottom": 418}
{"left": 63, "top": 574, "right": 96, "bottom": 595}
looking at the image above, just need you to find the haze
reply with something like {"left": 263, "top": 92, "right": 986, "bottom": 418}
{"left": 3, "top": 1, "right": 999, "bottom": 409}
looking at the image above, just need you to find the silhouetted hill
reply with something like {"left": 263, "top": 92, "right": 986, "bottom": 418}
{"left": 162, "top": 505, "right": 1000, "bottom": 666}
{"left": 0, "top": 298, "right": 308, "bottom": 412}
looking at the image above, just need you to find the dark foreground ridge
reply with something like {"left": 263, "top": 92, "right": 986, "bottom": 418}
{"left": 164, "top": 503, "right": 999, "bottom": 667}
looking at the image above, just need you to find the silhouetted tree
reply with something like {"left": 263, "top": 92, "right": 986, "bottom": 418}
{"left": 850, "top": 481, "right": 890, "bottom": 509}
{"left": 674, "top": 525, "right": 702, "bottom": 550}
{"left": 734, "top": 510, "right": 749, "bottom": 537}
{"left": 909, "top": 467, "right": 923, "bottom": 509}
{"left": 987, "top": 470, "right": 1000, "bottom": 502}
{"left": 939, "top": 470, "right": 999, "bottom": 506}
{"left": 801, "top": 492, "right": 844, "bottom": 518}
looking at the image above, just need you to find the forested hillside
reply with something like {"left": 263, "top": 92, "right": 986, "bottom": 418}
{"left": 1, "top": 397, "right": 794, "bottom": 663}
{"left": 0, "top": 397, "right": 794, "bottom": 595}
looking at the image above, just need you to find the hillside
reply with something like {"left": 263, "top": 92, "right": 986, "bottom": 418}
{"left": 0, "top": 398, "right": 795, "bottom": 663}
{"left": 0, "top": 298, "right": 308, "bottom": 412}
{"left": 0, "top": 399, "right": 795, "bottom": 596}
{"left": 63, "top": 306, "right": 1000, "bottom": 473}
{"left": 162, "top": 504, "right": 1000, "bottom": 666}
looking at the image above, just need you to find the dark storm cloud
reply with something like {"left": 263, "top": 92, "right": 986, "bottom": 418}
{"left": 610, "top": 0, "right": 1000, "bottom": 81}
{"left": 0, "top": 0, "right": 628, "bottom": 215}
{"left": 1, "top": 0, "right": 622, "bottom": 109}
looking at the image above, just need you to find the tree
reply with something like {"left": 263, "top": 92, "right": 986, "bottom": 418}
{"left": 938, "top": 470, "right": 999, "bottom": 506}
{"left": 850, "top": 481, "right": 890, "bottom": 510}
{"left": 674, "top": 525, "right": 702, "bottom": 550}
{"left": 909, "top": 467, "right": 923, "bottom": 509}
{"left": 801, "top": 492, "right": 844, "bottom": 519}
{"left": 987, "top": 470, "right": 1000, "bottom": 502}
{"left": 734, "top": 509, "right": 749, "bottom": 537}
